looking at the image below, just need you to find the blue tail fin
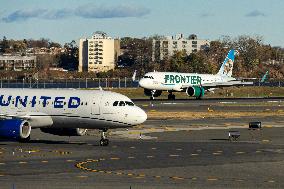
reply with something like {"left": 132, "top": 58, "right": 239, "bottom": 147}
{"left": 260, "top": 71, "right": 269, "bottom": 83}
{"left": 217, "top": 49, "right": 238, "bottom": 77}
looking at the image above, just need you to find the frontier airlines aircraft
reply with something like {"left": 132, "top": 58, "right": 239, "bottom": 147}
{"left": 0, "top": 89, "right": 147, "bottom": 146}
{"left": 139, "top": 49, "right": 253, "bottom": 100}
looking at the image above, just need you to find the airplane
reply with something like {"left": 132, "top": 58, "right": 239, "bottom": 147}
{"left": 138, "top": 49, "right": 253, "bottom": 100}
{"left": 0, "top": 88, "right": 147, "bottom": 146}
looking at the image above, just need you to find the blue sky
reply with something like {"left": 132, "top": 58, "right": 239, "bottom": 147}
{"left": 0, "top": 0, "right": 283, "bottom": 47}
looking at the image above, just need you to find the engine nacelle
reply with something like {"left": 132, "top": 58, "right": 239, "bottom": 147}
{"left": 144, "top": 89, "right": 162, "bottom": 97}
{"left": 186, "top": 86, "right": 205, "bottom": 98}
{"left": 0, "top": 119, "right": 31, "bottom": 140}
{"left": 40, "top": 128, "right": 87, "bottom": 136}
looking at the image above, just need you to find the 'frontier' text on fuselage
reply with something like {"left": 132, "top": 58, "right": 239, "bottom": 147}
{"left": 164, "top": 74, "right": 202, "bottom": 85}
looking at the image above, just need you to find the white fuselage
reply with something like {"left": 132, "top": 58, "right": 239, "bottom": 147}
{"left": 139, "top": 72, "right": 235, "bottom": 91}
{"left": 0, "top": 89, "right": 147, "bottom": 129}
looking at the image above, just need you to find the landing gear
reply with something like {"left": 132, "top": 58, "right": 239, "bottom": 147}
{"left": 99, "top": 129, "right": 109, "bottom": 146}
{"left": 150, "top": 90, "right": 156, "bottom": 100}
{"left": 168, "top": 92, "right": 175, "bottom": 100}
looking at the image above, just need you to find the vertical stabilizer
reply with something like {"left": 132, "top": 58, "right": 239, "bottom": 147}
{"left": 260, "top": 71, "right": 269, "bottom": 83}
{"left": 217, "top": 49, "right": 238, "bottom": 77}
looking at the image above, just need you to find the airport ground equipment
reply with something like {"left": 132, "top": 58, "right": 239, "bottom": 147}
{"left": 249, "top": 122, "right": 262, "bottom": 129}
{"left": 228, "top": 130, "right": 240, "bottom": 141}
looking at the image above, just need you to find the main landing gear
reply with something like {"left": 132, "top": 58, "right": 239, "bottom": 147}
{"left": 168, "top": 92, "right": 175, "bottom": 100}
{"left": 150, "top": 90, "right": 156, "bottom": 100}
{"left": 99, "top": 129, "right": 109, "bottom": 146}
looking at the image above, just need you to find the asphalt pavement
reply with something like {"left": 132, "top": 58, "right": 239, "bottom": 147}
{"left": 0, "top": 98, "right": 284, "bottom": 189}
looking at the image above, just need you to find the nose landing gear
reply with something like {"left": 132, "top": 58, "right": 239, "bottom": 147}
{"left": 99, "top": 129, "right": 109, "bottom": 146}
{"left": 168, "top": 92, "right": 175, "bottom": 100}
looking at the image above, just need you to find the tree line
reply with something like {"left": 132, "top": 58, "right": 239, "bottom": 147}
{"left": 0, "top": 37, "right": 78, "bottom": 78}
{"left": 115, "top": 35, "right": 284, "bottom": 79}
{"left": 0, "top": 35, "right": 283, "bottom": 79}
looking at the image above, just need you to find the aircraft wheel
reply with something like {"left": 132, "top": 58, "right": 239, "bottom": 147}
{"left": 100, "top": 139, "right": 109, "bottom": 146}
{"left": 168, "top": 94, "right": 175, "bottom": 100}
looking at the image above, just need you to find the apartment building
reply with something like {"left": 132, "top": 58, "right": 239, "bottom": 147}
{"left": 152, "top": 34, "right": 210, "bottom": 61}
{"left": 0, "top": 55, "right": 37, "bottom": 71}
{"left": 78, "top": 32, "right": 120, "bottom": 72}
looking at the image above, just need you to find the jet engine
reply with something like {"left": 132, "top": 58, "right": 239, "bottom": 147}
{"left": 40, "top": 128, "right": 87, "bottom": 136}
{"left": 186, "top": 86, "right": 205, "bottom": 98}
{"left": 0, "top": 119, "right": 31, "bottom": 141}
{"left": 144, "top": 89, "right": 162, "bottom": 97}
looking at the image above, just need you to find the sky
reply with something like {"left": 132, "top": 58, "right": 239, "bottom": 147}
{"left": 0, "top": 0, "right": 283, "bottom": 47}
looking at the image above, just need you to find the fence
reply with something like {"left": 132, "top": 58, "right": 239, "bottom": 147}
{"left": 0, "top": 78, "right": 283, "bottom": 89}
{"left": 0, "top": 78, "right": 139, "bottom": 89}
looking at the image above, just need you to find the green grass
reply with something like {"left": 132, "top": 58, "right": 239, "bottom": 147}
{"left": 100, "top": 86, "right": 284, "bottom": 99}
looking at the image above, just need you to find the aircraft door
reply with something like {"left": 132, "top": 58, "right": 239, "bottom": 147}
{"left": 91, "top": 94, "right": 102, "bottom": 115}
{"left": 100, "top": 96, "right": 115, "bottom": 115}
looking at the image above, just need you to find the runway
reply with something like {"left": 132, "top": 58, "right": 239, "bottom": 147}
{"left": 0, "top": 98, "right": 284, "bottom": 189}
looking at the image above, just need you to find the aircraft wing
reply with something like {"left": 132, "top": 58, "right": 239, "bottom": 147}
{"left": 0, "top": 112, "right": 53, "bottom": 128}
{"left": 202, "top": 81, "right": 254, "bottom": 88}
{"left": 0, "top": 112, "right": 32, "bottom": 120}
{"left": 180, "top": 80, "right": 253, "bottom": 90}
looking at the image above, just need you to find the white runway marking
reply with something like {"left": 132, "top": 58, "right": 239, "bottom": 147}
{"left": 219, "top": 101, "right": 237, "bottom": 104}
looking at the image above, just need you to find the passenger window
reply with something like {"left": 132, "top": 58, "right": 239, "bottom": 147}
{"left": 113, "top": 101, "right": 119, "bottom": 106}
{"left": 119, "top": 101, "right": 125, "bottom": 106}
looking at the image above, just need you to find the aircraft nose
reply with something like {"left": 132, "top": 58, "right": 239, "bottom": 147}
{"left": 139, "top": 79, "right": 146, "bottom": 88}
{"left": 135, "top": 107, "right": 147, "bottom": 125}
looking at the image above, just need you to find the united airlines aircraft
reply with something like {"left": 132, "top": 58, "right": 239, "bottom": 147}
{"left": 0, "top": 89, "right": 147, "bottom": 146}
{"left": 139, "top": 50, "right": 253, "bottom": 100}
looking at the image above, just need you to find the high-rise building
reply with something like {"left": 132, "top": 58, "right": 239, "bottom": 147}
{"left": 78, "top": 32, "right": 120, "bottom": 72}
{"left": 152, "top": 34, "right": 210, "bottom": 61}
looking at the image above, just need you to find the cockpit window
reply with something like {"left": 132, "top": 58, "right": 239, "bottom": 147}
{"left": 113, "top": 101, "right": 135, "bottom": 106}
{"left": 125, "top": 101, "right": 135, "bottom": 106}
{"left": 142, "top": 75, "right": 154, "bottom": 79}
{"left": 119, "top": 101, "right": 125, "bottom": 106}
